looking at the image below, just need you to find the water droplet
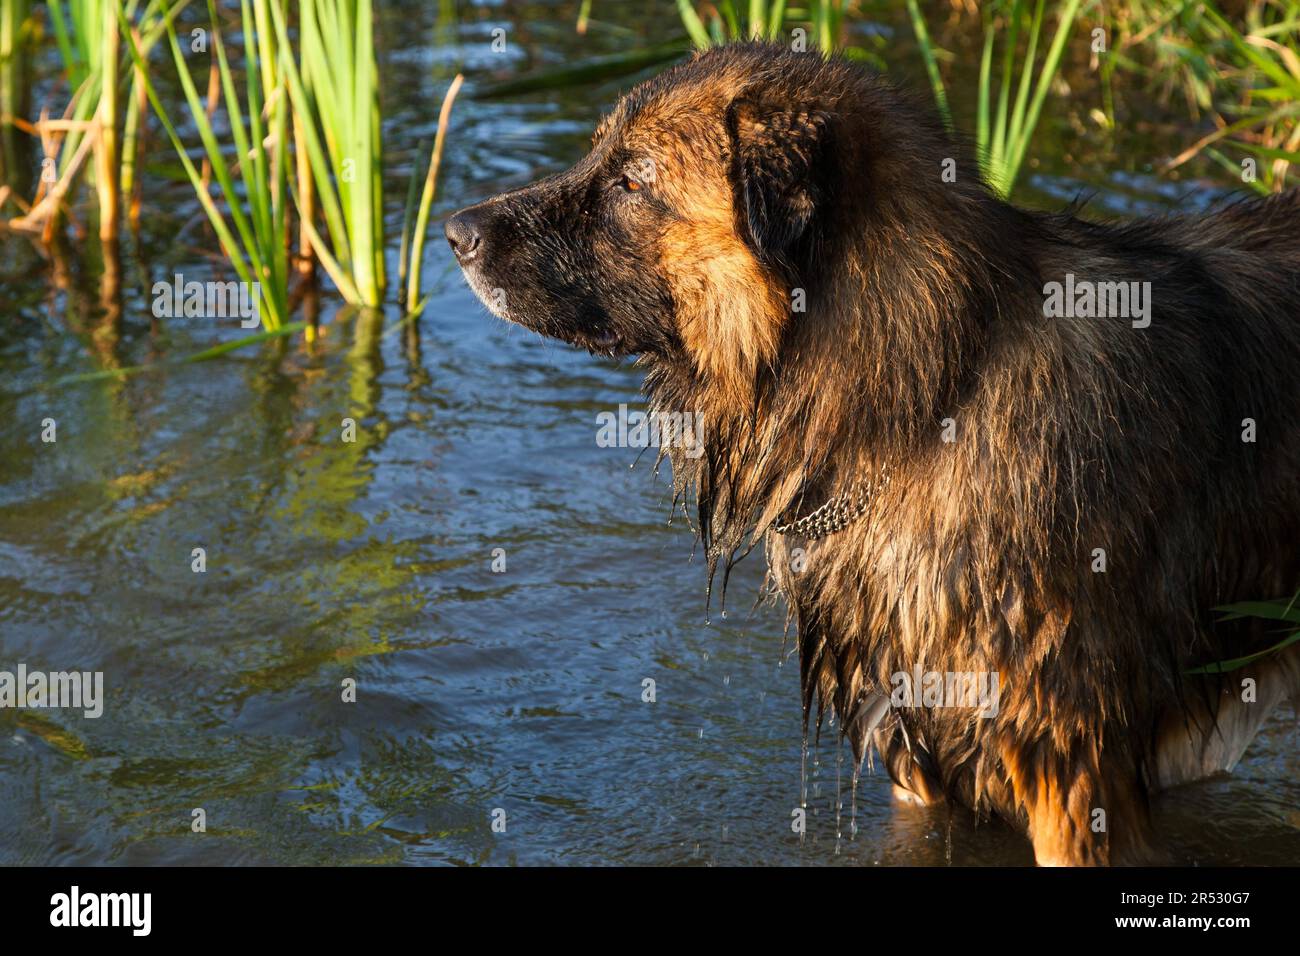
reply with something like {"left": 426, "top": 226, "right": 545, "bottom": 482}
{"left": 800, "top": 731, "right": 809, "bottom": 811}
{"left": 835, "top": 740, "right": 844, "bottom": 848}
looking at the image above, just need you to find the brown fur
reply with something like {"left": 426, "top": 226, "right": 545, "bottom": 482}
{"left": 448, "top": 45, "right": 1300, "bottom": 865}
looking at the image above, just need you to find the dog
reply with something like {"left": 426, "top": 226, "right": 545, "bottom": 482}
{"left": 446, "top": 43, "right": 1300, "bottom": 865}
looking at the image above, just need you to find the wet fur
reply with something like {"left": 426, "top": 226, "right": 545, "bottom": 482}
{"left": 450, "top": 44, "right": 1300, "bottom": 865}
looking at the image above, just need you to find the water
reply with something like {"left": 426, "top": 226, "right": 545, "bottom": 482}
{"left": 1, "top": 1, "right": 1297, "bottom": 866}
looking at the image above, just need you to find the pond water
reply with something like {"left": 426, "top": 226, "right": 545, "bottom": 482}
{"left": 1, "top": 0, "right": 1297, "bottom": 865}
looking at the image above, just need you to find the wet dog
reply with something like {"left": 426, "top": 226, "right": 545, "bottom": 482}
{"left": 447, "top": 43, "right": 1300, "bottom": 865}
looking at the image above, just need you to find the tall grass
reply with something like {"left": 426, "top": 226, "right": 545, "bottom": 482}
{"left": 0, "top": 0, "right": 32, "bottom": 189}
{"left": 12, "top": 1, "right": 182, "bottom": 241}
{"left": 121, "top": 0, "right": 291, "bottom": 329}
{"left": 678, "top": 0, "right": 785, "bottom": 45}
{"left": 1099, "top": 0, "right": 1214, "bottom": 121}
{"left": 271, "top": 0, "right": 385, "bottom": 308}
{"left": 677, "top": 0, "right": 848, "bottom": 52}
{"left": 39, "top": 0, "right": 118, "bottom": 237}
{"left": 45, "top": 0, "right": 125, "bottom": 237}
{"left": 908, "top": 0, "right": 1085, "bottom": 198}
{"left": 1163, "top": 1, "right": 1300, "bottom": 191}
{"left": 401, "top": 73, "right": 462, "bottom": 314}
{"left": 119, "top": 0, "right": 394, "bottom": 326}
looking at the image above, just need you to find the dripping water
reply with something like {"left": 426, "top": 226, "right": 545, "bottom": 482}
{"left": 799, "top": 729, "right": 809, "bottom": 846}
{"left": 835, "top": 731, "right": 844, "bottom": 854}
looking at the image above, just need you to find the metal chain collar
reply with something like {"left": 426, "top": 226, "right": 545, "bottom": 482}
{"left": 772, "top": 466, "right": 890, "bottom": 540}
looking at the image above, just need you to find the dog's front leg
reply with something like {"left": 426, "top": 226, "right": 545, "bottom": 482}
{"left": 1003, "top": 743, "right": 1158, "bottom": 866}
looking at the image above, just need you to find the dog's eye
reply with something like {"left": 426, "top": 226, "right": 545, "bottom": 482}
{"left": 615, "top": 174, "right": 643, "bottom": 194}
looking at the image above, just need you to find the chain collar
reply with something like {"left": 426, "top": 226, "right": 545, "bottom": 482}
{"left": 772, "top": 466, "right": 890, "bottom": 540}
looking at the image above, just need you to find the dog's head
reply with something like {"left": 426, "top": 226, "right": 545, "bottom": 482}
{"left": 446, "top": 44, "right": 848, "bottom": 404}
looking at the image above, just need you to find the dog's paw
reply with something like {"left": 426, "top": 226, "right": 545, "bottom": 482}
{"left": 891, "top": 783, "right": 932, "bottom": 807}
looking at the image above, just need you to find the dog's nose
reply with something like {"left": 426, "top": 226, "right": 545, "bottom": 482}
{"left": 445, "top": 209, "right": 485, "bottom": 263}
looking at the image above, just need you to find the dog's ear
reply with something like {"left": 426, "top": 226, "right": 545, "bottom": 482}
{"left": 725, "top": 93, "right": 832, "bottom": 269}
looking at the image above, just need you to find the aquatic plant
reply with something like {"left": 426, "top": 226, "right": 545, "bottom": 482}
{"left": 1164, "top": 1, "right": 1300, "bottom": 192}
{"left": 907, "top": 0, "right": 1085, "bottom": 198}
{"left": 1189, "top": 594, "right": 1300, "bottom": 674}
{"left": 269, "top": 0, "right": 386, "bottom": 308}
{"left": 121, "top": 0, "right": 292, "bottom": 329}
{"left": 11, "top": 0, "right": 183, "bottom": 242}
{"left": 676, "top": 0, "right": 866, "bottom": 56}
{"left": 0, "top": 0, "right": 33, "bottom": 189}
{"left": 400, "top": 73, "right": 463, "bottom": 315}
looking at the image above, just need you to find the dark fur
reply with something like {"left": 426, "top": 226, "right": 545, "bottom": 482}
{"left": 448, "top": 44, "right": 1300, "bottom": 865}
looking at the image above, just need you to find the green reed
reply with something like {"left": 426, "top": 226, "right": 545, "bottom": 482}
{"left": 48, "top": 1, "right": 136, "bottom": 232}
{"left": 1188, "top": 593, "right": 1300, "bottom": 674}
{"left": 270, "top": 0, "right": 385, "bottom": 308}
{"left": 400, "top": 73, "right": 463, "bottom": 314}
{"left": 909, "top": 0, "right": 1084, "bottom": 198}
{"left": 16, "top": 1, "right": 182, "bottom": 241}
{"left": 1181, "top": 2, "right": 1300, "bottom": 192}
{"left": 0, "top": 0, "right": 31, "bottom": 186}
{"left": 677, "top": 0, "right": 848, "bottom": 50}
{"left": 120, "top": 0, "right": 291, "bottom": 329}
{"left": 45, "top": 0, "right": 119, "bottom": 236}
